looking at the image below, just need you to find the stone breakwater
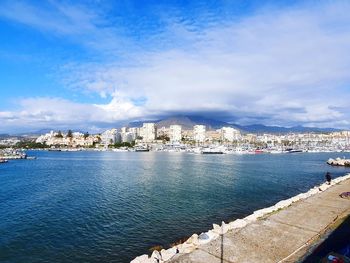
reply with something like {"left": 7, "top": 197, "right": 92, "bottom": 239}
{"left": 131, "top": 173, "right": 350, "bottom": 263}
{"left": 327, "top": 157, "right": 350, "bottom": 166}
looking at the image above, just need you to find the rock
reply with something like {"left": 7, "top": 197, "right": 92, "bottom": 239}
{"left": 151, "top": 250, "right": 161, "bottom": 261}
{"left": 253, "top": 207, "right": 275, "bottom": 218}
{"left": 198, "top": 230, "right": 219, "bottom": 244}
{"left": 221, "top": 221, "right": 230, "bottom": 234}
{"left": 177, "top": 242, "right": 196, "bottom": 253}
{"left": 130, "top": 254, "right": 150, "bottom": 263}
{"left": 185, "top": 234, "right": 199, "bottom": 246}
{"left": 212, "top": 224, "right": 221, "bottom": 235}
{"left": 228, "top": 219, "right": 247, "bottom": 229}
{"left": 244, "top": 214, "right": 259, "bottom": 223}
{"left": 327, "top": 157, "right": 350, "bottom": 166}
{"left": 327, "top": 158, "right": 335, "bottom": 165}
{"left": 207, "top": 230, "right": 219, "bottom": 240}
{"left": 160, "top": 248, "right": 177, "bottom": 261}
{"left": 290, "top": 195, "right": 301, "bottom": 203}
{"left": 275, "top": 199, "right": 292, "bottom": 209}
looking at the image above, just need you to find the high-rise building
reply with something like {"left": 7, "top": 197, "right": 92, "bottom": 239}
{"left": 101, "top": 129, "right": 118, "bottom": 146}
{"left": 140, "top": 123, "right": 157, "bottom": 142}
{"left": 193, "top": 125, "right": 206, "bottom": 143}
{"left": 129, "top": 127, "right": 140, "bottom": 140}
{"left": 121, "top": 132, "right": 134, "bottom": 143}
{"left": 169, "top": 125, "right": 182, "bottom": 143}
{"left": 220, "top": 127, "right": 241, "bottom": 142}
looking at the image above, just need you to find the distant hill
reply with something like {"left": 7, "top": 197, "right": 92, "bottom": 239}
{"left": 0, "top": 134, "right": 11, "bottom": 139}
{"left": 155, "top": 115, "right": 239, "bottom": 130}
{"left": 129, "top": 115, "right": 341, "bottom": 133}
{"left": 4, "top": 116, "right": 341, "bottom": 136}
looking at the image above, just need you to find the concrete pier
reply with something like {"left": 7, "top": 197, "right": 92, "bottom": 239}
{"left": 168, "top": 178, "right": 350, "bottom": 263}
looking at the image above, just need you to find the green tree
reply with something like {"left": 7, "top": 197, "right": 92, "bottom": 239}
{"left": 83, "top": 132, "right": 89, "bottom": 139}
{"left": 55, "top": 131, "right": 63, "bottom": 138}
{"left": 15, "top": 141, "right": 49, "bottom": 149}
{"left": 156, "top": 135, "right": 170, "bottom": 142}
{"left": 67, "top": 130, "right": 73, "bottom": 138}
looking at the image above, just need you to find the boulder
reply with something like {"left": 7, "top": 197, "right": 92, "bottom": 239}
{"left": 151, "top": 250, "right": 161, "bottom": 261}
{"left": 228, "top": 219, "right": 247, "bottom": 229}
{"left": 177, "top": 242, "right": 196, "bottom": 253}
{"left": 160, "top": 248, "right": 177, "bottom": 261}
{"left": 130, "top": 254, "right": 150, "bottom": 263}
{"left": 221, "top": 221, "right": 230, "bottom": 234}
{"left": 327, "top": 158, "right": 335, "bottom": 165}
{"left": 206, "top": 229, "right": 220, "bottom": 240}
{"left": 185, "top": 234, "right": 199, "bottom": 246}
{"left": 212, "top": 224, "right": 222, "bottom": 235}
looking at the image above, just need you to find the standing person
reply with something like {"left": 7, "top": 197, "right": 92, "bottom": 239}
{"left": 325, "top": 172, "right": 332, "bottom": 185}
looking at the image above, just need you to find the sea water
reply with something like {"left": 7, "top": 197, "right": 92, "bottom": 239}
{"left": 1, "top": 151, "right": 349, "bottom": 263}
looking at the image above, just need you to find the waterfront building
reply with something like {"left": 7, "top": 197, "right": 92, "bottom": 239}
{"left": 169, "top": 125, "right": 182, "bottom": 143}
{"left": 129, "top": 127, "right": 140, "bottom": 140}
{"left": 140, "top": 123, "right": 157, "bottom": 142}
{"left": 220, "top": 127, "right": 241, "bottom": 142}
{"left": 121, "top": 132, "right": 134, "bottom": 143}
{"left": 101, "top": 129, "right": 118, "bottom": 146}
{"left": 35, "top": 130, "right": 97, "bottom": 147}
{"left": 193, "top": 125, "right": 206, "bottom": 143}
{"left": 157, "top": 126, "right": 169, "bottom": 137}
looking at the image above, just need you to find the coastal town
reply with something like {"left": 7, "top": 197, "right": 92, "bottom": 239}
{"left": 1, "top": 122, "right": 350, "bottom": 155}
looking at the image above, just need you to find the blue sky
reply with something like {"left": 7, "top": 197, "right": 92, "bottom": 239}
{"left": 1, "top": 0, "right": 350, "bottom": 133}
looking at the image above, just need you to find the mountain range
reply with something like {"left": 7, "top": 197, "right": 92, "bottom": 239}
{"left": 9, "top": 115, "right": 341, "bottom": 136}
{"left": 129, "top": 115, "right": 340, "bottom": 134}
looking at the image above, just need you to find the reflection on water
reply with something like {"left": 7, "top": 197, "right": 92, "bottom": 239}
{"left": 0, "top": 151, "right": 350, "bottom": 263}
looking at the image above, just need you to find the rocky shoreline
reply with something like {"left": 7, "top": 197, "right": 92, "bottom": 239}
{"left": 131, "top": 173, "right": 350, "bottom": 263}
{"left": 327, "top": 157, "right": 350, "bottom": 166}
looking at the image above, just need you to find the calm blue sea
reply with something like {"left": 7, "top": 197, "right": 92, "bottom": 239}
{"left": 1, "top": 151, "right": 350, "bottom": 263}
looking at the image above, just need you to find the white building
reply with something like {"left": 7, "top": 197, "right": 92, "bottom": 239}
{"left": 140, "top": 123, "right": 157, "bottom": 142}
{"left": 129, "top": 127, "right": 140, "bottom": 140}
{"left": 121, "top": 132, "right": 134, "bottom": 143}
{"left": 220, "top": 127, "right": 241, "bottom": 142}
{"left": 193, "top": 125, "right": 206, "bottom": 143}
{"left": 169, "top": 125, "right": 182, "bottom": 143}
{"left": 101, "top": 129, "right": 118, "bottom": 146}
{"left": 35, "top": 130, "right": 97, "bottom": 147}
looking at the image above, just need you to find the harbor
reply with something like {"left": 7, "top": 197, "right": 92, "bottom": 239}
{"left": 132, "top": 174, "right": 350, "bottom": 263}
{"left": 0, "top": 149, "right": 27, "bottom": 160}
{"left": 1, "top": 151, "right": 350, "bottom": 263}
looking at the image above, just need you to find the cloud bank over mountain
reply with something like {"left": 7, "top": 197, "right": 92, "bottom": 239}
{"left": 0, "top": 1, "right": 350, "bottom": 132}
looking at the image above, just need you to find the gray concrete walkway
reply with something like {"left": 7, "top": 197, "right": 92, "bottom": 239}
{"left": 169, "top": 179, "right": 350, "bottom": 263}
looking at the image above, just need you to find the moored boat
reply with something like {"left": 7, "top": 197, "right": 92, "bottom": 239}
{"left": 201, "top": 148, "right": 224, "bottom": 154}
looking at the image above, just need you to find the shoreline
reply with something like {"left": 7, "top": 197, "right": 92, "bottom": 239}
{"left": 131, "top": 173, "right": 350, "bottom": 263}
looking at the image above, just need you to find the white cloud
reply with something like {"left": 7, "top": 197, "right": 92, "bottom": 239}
{"left": 0, "top": 96, "right": 143, "bottom": 132}
{"left": 1, "top": 1, "right": 350, "bottom": 131}
{"left": 62, "top": 1, "right": 350, "bottom": 128}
